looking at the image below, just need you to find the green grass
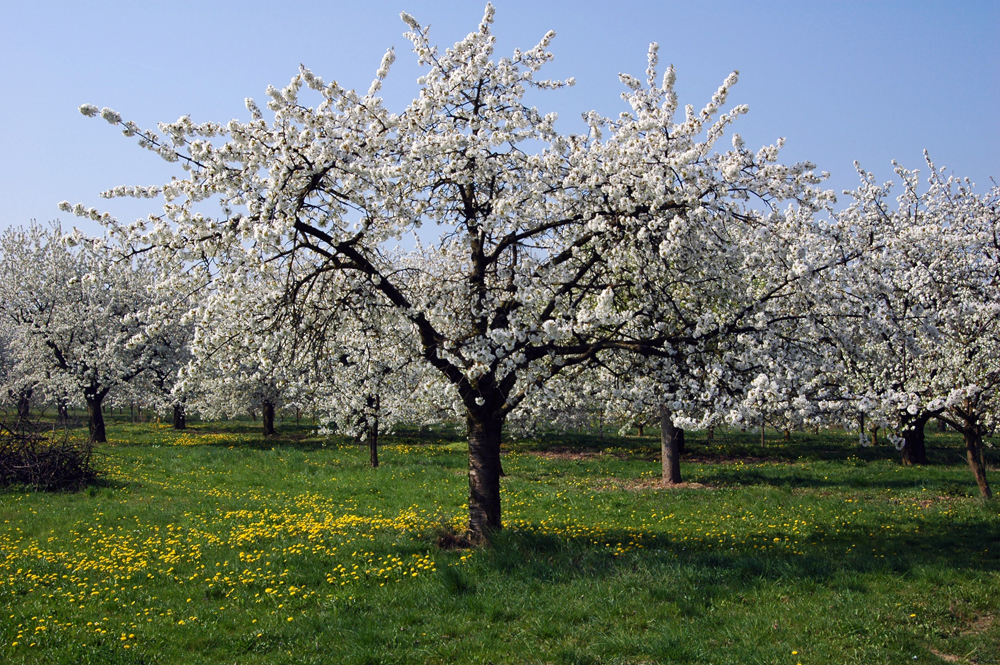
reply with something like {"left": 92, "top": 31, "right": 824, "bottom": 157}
{"left": 0, "top": 420, "right": 997, "bottom": 664}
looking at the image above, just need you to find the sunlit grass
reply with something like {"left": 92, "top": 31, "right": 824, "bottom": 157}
{"left": 0, "top": 421, "right": 997, "bottom": 664}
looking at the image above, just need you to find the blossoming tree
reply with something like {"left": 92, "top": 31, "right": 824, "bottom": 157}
{"left": 0, "top": 223, "right": 175, "bottom": 442}
{"left": 72, "top": 5, "right": 836, "bottom": 540}
{"left": 827, "top": 158, "right": 998, "bottom": 496}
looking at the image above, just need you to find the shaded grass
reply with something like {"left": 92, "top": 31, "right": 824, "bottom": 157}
{"left": 0, "top": 421, "right": 996, "bottom": 664}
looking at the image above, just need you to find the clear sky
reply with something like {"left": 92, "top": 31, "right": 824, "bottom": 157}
{"left": 1, "top": 0, "right": 997, "bottom": 236}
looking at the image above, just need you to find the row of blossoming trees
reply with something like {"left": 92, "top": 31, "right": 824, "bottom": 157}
{"left": 0, "top": 6, "right": 996, "bottom": 540}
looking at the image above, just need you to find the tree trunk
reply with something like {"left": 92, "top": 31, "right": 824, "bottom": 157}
{"left": 660, "top": 405, "right": 682, "bottom": 485}
{"left": 760, "top": 418, "right": 766, "bottom": 448}
{"left": 369, "top": 395, "right": 380, "bottom": 469}
{"left": 16, "top": 388, "right": 32, "bottom": 420}
{"left": 870, "top": 426, "right": 879, "bottom": 447}
{"left": 467, "top": 411, "right": 504, "bottom": 542}
{"left": 85, "top": 389, "right": 108, "bottom": 444}
{"left": 637, "top": 423, "right": 644, "bottom": 437}
{"left": 706, "top": 426, "right": 714, "bottom": 443}
{"left": 172, "top": 404, "right": 186, "bottom": 430}
{"left": 963, "top": 427, "right": 992, "bottom": 499}
{"left": 899, "top": 412, "right": 930, "bottom": 466}
{"left": 937, "top": 417, "right": 947, "bottom": 433}
{"left": 262, "top": 400, "right": 276, "bottom": 437}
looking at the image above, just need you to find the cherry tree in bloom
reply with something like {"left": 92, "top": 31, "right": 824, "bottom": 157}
{"left": 0, "top": 223, "right": 176, "bottom": 442}
{"left": 0, "top": 323, "right": 38, "bottom": 420}
{"left": 72, "top": 5, "right": 836, "bottom": 540}
{"left": 177, "top": 274, "right": 310, "bottom": 437}
{"left": 827, "top": 157, "right": 998, "bottom": 496}
{"left": 309, "top": 306, "right": 435, "bottom": 469}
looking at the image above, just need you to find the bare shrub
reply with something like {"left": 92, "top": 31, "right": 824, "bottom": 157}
{"left": 0, "top": 419, "right": 96, "bottom": 490}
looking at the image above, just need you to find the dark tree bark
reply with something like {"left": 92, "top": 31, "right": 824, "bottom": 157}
{"left": 262, "top": 400, "right": 276, "bottom": 437}
{"left": 84, "top": 386, "right": 109, "bottom": 444}
{"left": 942, "top": 404, "right": 993, "bottom": 499}
{"left": 467, "top": 409, "right": 505, "bottom": 542}
{"left": 963, "top": 426, "right": 992, "bottom": 499}
{"left": 899, "top": 412, "right": 930, "bottom": 466}
{"left": 172, "top": 404, "right": 186, "bottom": 430}
{"left": 368, "top": 395, "right": 380, "bottom": 469}
{"left": 637, "top": 423, "right": 644, "bottom": 437}
{"left": 660, "top": 405, "right": 683, "bottom": 484}
{"left": 706, "top": 426, "right": 715, "bottom": 443}
{"left": 16, "top": 388, "right": 32, "bottom": 420}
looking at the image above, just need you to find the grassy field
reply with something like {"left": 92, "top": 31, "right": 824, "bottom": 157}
{"left": 0, "top": 419, "right": 998, "bottom": 664}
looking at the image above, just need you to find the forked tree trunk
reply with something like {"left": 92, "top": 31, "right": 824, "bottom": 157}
{"left": 660, "top": 405, "right": 682, "bottom": 485}
{"left": 84, "top": 387, "right": 109, "bottom": 444}
{"left": 467, "top": 411, "right": 504, "bottom": 542}
{"left": 172, "top": 404, "right": 186, "bottom": 430}
{"left": 262, "top": 400, "right": 276, "bottom": 437}
{"left": 899, "top": 412, "right": 930, "bottom": 466}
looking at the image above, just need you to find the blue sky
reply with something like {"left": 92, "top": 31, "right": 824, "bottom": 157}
{"left": 1, "top": 0, "right": 997, "bottom": 236}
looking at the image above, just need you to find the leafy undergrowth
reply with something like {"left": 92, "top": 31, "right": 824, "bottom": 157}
{"left": 0, "top": 421, "right": 997, "bottom": 664}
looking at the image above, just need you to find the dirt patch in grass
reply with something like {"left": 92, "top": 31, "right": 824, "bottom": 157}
{"left": 529, "top": 448, "right": 605, "bottom": 461}
{"left": 927, "top": 647, "right": 961, "bottom": 663}
{"left": 525, "top": 448, "right": 792, "bottom": 466}
{"left": 680, "top": 453, "right": 797, "bottom": 465}
{"left": 961, "top": 613, "right": 995, "bottom": 636}
{"left": 592, "top": 477, "right": 717, "bottom": 492}
{"left": 888, "top": 496, "right": 968, "bottom": 508}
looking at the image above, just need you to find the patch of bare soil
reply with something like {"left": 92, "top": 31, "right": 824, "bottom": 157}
{"left": 680, "top": 453, "right": 794, "bottom": 465}
{"left": 525, "top": 448, "right": 791, "bottom": 465}
{"left": 592, "top": 477, "right": 716, "bottom": 492}
{"left": 961, "top": 613, "right": 995, "bottom": 636}
{"left": 888, "top": 496, "right": 966, "bottom": 508}
{"left": 528, "top": 448, "right": 606, "bottom": 461}
{"left": 927, "top": 647, "right": 961, "bottom": 663}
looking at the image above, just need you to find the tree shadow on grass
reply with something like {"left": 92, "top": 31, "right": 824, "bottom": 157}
{"left": 477, "top": 517, "right": 1000, "bottom": 591}
{"left": 694, "top": 465, "right": 988, "bottom": 494}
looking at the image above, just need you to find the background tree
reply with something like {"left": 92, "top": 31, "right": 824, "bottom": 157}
{"left": 0, "top": 224, "right": 167, "bottom": 442}
{"left": 824, "top": 158, "right": 998, "bottom": 495}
